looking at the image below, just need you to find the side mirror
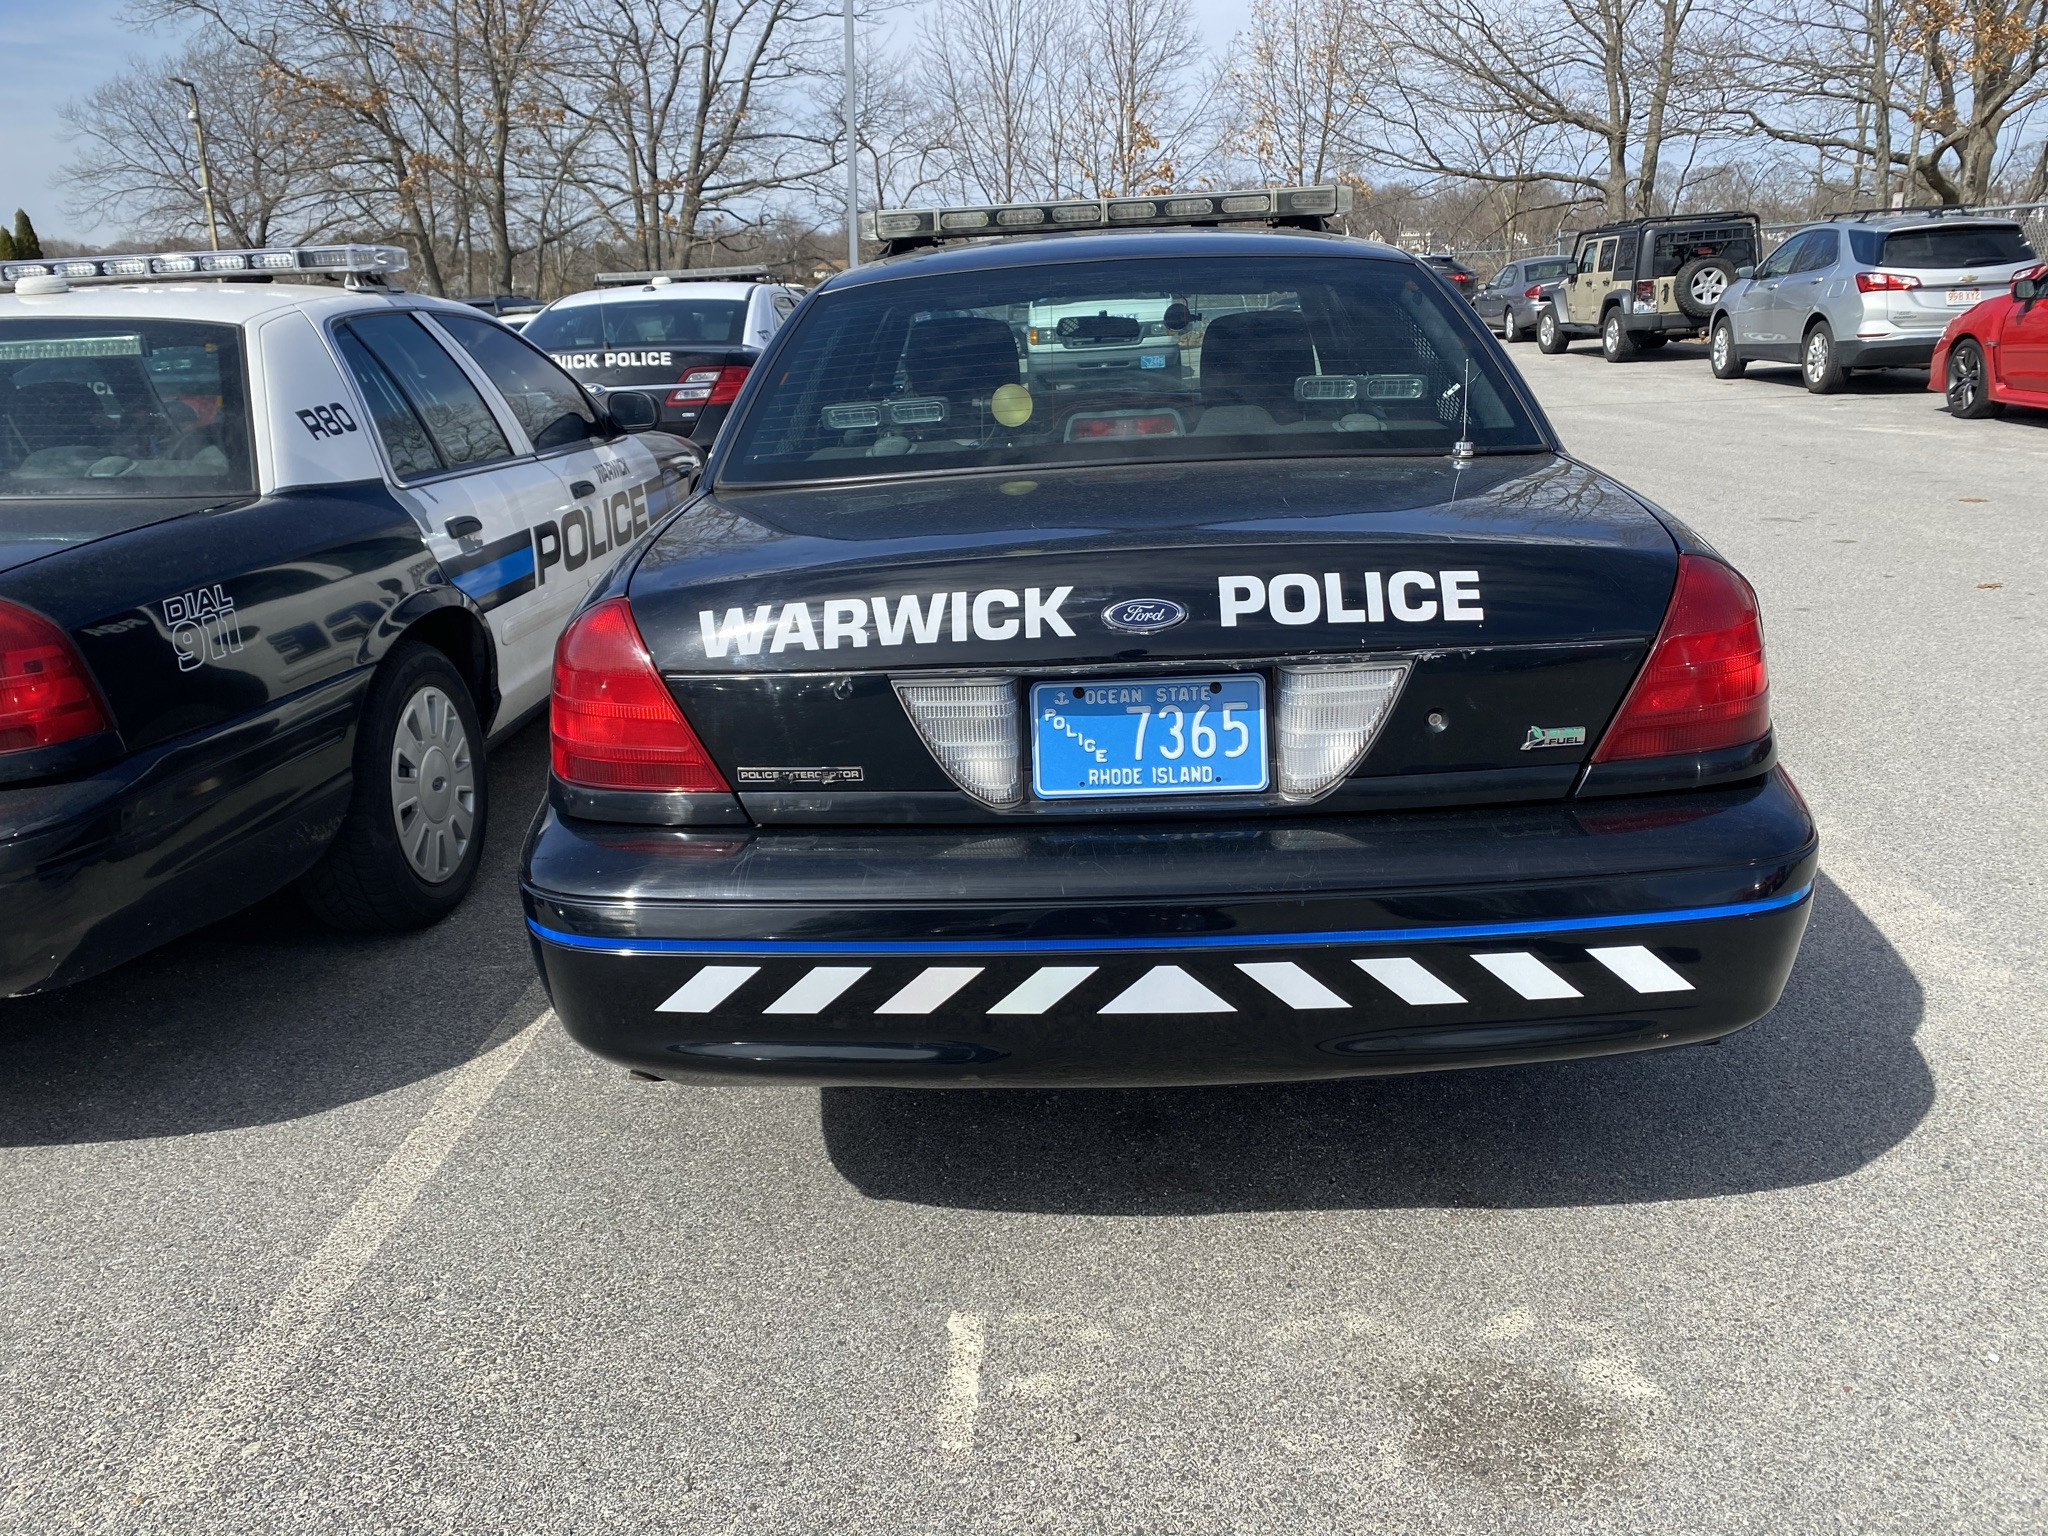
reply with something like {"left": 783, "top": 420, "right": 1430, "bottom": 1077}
{"left": 1735, "top": 265, "right": 1755, "bottom": 280}
{"left": 605, "top": 389, "right": 661, "bottom": 432}
{"left": 2015, "top": 277, "right": 2041, "bottom": 301}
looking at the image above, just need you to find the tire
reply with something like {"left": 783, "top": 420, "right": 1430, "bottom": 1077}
{"left": 1710, "top": 317, "right": 1747, "bottom": 379}
{"left": 1674, "top": 257, "right": 1738, "bottom": 320}
{"left": 1537, "top": 307, "right": 1569, "bottom": 353}
{"left": 301, "top": 642, "right": 488, "bottom": 932}
{"left": 1502, "top": 307, "right": 1524, "bottom": 343}
{"left": 1801, "top": 321, "right": 1846, "bottom": 394}
{"left": 1944, "top": 339, "right": 2003, "bottom": 419}
{"left": 1601, "top": 309, "right": 1638, "bottom": 362}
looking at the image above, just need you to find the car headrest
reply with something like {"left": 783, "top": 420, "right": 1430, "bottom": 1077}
{"left": 10, "top": 381, "right": 113, "bottom": 450}
{"left": 1200, "top": 310, "right": 1316, "bottom": 406}
{"left": 904, "top": 316, "right": 1020, "bottom": 399}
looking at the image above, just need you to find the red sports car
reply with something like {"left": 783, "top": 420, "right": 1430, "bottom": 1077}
{"left": 1931, "top": 263, "right": 2048, "bottom": 417}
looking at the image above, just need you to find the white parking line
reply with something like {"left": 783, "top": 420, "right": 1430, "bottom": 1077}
{"left": 934, "top": 1312, "right": 987, "bottom": 1461}
{"left": 115, "top": 996, "right": 551, "bottom": 1515}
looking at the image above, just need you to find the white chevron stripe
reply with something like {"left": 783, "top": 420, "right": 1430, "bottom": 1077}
{"left": 1472, "top": 951, "right": 1583, "bottom": 1000}
{"left": 1586, "top": 945, "right": 1694, "bottom": 994}
{"left": 655, "top": 965, "right": 759, "bottom": 1013}
{"left": 1236, "top": 961, "right": 1349, "bottom": 1010}
{"left": 876, "top": 966, "right": 984, "bottom": 1015}
{"left": 1099, "top": 965, "right": 1235, "bottom": 1014}
{"left": 1353, "top": 957, "right": 1466, "bottom": 1006}
{"left": 763, "top": 966, "right": 869, "bottom": 1015}
{"left": 986, "top": 967, "right": 1096, "bottom": 1015}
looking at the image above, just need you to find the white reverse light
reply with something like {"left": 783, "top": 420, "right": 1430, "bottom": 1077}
{"left": 1274, "top": 663, "right": 1410, "bottom": 802}
{"left": 894, "top": 677, "right": 1022, "bottom": 808}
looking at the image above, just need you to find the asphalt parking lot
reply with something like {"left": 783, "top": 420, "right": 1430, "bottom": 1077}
{"left": 5, "top": 340, "right": 2045, "bottom": 1535}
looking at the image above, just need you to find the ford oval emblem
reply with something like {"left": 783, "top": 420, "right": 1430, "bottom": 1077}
{"left": 1102, "top": 597, "right": 1188, "bottom": 634}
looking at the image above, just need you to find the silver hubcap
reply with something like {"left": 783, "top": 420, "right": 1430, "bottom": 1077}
{"left": 1806, "top": 333, "right": 1828, "bottom": 379}
{"left": 1713, "top": 328, "right": 1729, "bottom": 366}
{"left": 1691, "top": 269, "right": 1727, "bottom": 305}
{"left": 390, "top": 684, "right": 475, "bottom": 883}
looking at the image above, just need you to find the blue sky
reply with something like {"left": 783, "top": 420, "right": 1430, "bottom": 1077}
{"left": 3, "top": 0, "right": 1250, "bottom": 242}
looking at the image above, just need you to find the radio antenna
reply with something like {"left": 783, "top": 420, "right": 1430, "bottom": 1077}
{"left": 1452, "top": 358, "right": 1474, "bottom": 461}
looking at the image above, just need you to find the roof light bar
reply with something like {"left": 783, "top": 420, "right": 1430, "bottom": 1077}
{"left": 859, "top": 185, "right": 1354, "bottom": 250}
{"left": 1, "top": 244, "right": 408, "bottom": 288}
{"left": 593, "top": 266, "right": 775, "bottom": 287}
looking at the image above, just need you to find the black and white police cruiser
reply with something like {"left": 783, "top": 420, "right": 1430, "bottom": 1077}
{"left": 0, "top": 244, "right": 694, "bottom": 994}
{"left": 520, "top": 267, "right": 805, "bottom": 446}
{"left": 520, "top": 186, "right": 1818, "bottom": 1088}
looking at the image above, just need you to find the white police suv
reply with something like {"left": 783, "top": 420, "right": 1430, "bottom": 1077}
{"left": 0, "top": 244, "right": 694, "bottom": 993}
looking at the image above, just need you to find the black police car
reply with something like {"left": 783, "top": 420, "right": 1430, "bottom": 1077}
{"left": 521, "top": 269, "right": 804, "bottom": 445}
{"left": 0, "top": 244, "right": 691, "bottom": 995}
{"left": 520, "top": 186, "right": 1816, "bottom": 1088}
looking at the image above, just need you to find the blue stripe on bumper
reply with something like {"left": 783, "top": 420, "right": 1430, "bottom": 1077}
{"left": 527, "top": 884, "right": 1813, "bottom": 957}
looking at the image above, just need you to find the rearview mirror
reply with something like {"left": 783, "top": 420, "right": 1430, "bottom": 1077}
{"left": 1735, "top": 264, "right": 1755, "bottom": 280}
{"left": 605, "top": 389, "right": 661, "bottom": 432}
{"left": 2015, "top": 277, "right": 2041, "bottom": 301}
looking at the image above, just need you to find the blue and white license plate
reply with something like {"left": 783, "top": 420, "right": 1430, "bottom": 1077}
{"left": 1031, "top": 675, "right": 1268, "bottom": 799}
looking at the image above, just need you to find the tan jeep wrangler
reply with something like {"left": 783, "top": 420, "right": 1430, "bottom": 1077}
{"left": 1537, "top": 213, "right": 1762, "bottom": 361}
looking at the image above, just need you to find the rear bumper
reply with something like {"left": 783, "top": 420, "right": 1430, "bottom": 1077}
{"left": 1621, "top": 311, "right": 1708, "bottom": 335}
{"left": 522, "top": 772, "right": 1818, "bottom": 1087}
{"left": 1836, "top": 334, "right": 1938, "bottom": 369}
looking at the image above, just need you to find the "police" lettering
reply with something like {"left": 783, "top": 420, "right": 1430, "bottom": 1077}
{"left": 1217, "top": 572, "right": 1483, "bottom": 626}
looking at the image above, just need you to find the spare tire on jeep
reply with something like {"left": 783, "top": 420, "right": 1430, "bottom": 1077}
{"left": 1675, "top": 257, "right": 1738, "bottom": 320}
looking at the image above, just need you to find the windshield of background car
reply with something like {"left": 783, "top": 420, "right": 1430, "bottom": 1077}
{"left": 1526, "top": 259, "right": 1572, "bottom": 282}
{"left": 1877, "top": 225, "right": 2035, "bottom": 268}
{"left": 719, "top": 255, "right": 1545, "bottom": 484}
{"left": 522, "top": 298, "right": 749, "bottom": 352}
{"left": 0, "top": 319, "right": 253, "bottom": 498}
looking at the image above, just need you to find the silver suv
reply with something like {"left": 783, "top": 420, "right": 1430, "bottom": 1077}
{"left": 1709, "top": 212, "right": 2038, "bottom": 392}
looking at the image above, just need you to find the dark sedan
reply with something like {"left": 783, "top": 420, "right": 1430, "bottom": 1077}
{"left": 521, "top": 207, "right": 1812, "bottom": 1089}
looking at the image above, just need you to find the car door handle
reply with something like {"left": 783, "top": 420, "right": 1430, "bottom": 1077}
{"left": 444, "top": 514, "right": 483, "bottom": 539}
{"left": 570, "top": 479, "right": 596, "bottom": 498}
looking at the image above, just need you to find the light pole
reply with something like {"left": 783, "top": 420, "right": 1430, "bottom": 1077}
{"left": 167, "top": 77, "right": 222, "bottom": 252}
{"left": 843, "top": 0, "right": 858, "bottom": 270}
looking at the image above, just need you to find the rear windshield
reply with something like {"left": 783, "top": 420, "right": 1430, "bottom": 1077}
{"left": 522, "top": 298, "right": 748, "bottom": 352}
{"left": 1525, "top": 258, "right": 1573, "bottom": 282}
{"left": 0, "top": 319, "right": 253, "bottom": 498}
{"left": 1649, "top": 226, "right": 1758, "bottom": 276}
{"left": 719, "top": 254, "right": 1545, "bottom": 485}
{"left": 1876, "top": 224, "right": 2035, "bottom": 268}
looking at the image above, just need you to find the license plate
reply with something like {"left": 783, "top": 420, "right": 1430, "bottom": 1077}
{"left": 1031, "top": 675, "right": 1267, "bottom": 799}
{"left": 1947, "top": 288, "right": 1980, "bottom": 306}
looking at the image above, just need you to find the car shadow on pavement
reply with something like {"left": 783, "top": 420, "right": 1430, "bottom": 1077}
{"left": 0, "top": 722, "right": 553, "bottom": 1147}
{"left": 820, "top": 872, "right": 1931, "bottom": 1212}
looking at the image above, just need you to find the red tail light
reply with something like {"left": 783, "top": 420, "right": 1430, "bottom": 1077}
{"left": 1069, "top": 413, "right": 1182, "bottom": 439}
{"left": 1634, "top": 280, "right": 1656, "bottom": 303}
{"left": 667, "top": 365, "right": 750, "bottom": 407}
{"left": 1592, "top": 556, "right": 1770, "bottom": 763}
{"left": 551, "top": 597, "right": 728, "bottom": 792}
{"left": 1855, "top": 271, "right": 1921, "bottom": 293}
{"left": 1523, "top": 284, "right": 1545, "bottom": 299}
{"left": 0, "top": 600, "right": 112, "bottom": 755}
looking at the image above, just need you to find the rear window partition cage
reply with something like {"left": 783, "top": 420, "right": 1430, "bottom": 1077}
{"left": 0, "top": 317, "right": 258, "bottom": 497}
{"left": 712, "top": 254, "right": 1550, "bottom": 487}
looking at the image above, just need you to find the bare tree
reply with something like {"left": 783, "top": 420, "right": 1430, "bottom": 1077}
{"left": 62, "top": 34, "right": 343, "bottom": 245}
{"left": 1225, "top": 0, "right": 1370, "bottom": 183}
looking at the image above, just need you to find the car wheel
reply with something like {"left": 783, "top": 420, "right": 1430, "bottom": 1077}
{"left": 301, "top": 642, "right": 488, "bottom": 931}
{"left": 1710, "top": 318, "right": 1747, "bottom": 379}
{"left": 1944, "top": 339, "right": 2003, "bottom": 419}
{"left": 1801, "top": 322, "right": 1847, "bottom": 393}
{"left": 1601, "top": 310, "right": 1638, "bottom": 362}
{"left": 1537, "top": 308, "right": 1569, "bottom": 354}
{"left": 1502, "top": 308, "right": 1523, "bottom": 343}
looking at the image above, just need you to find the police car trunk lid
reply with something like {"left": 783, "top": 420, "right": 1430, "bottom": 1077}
{"left": 629, "top": 456, "right": 1679, "bottom": 819}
